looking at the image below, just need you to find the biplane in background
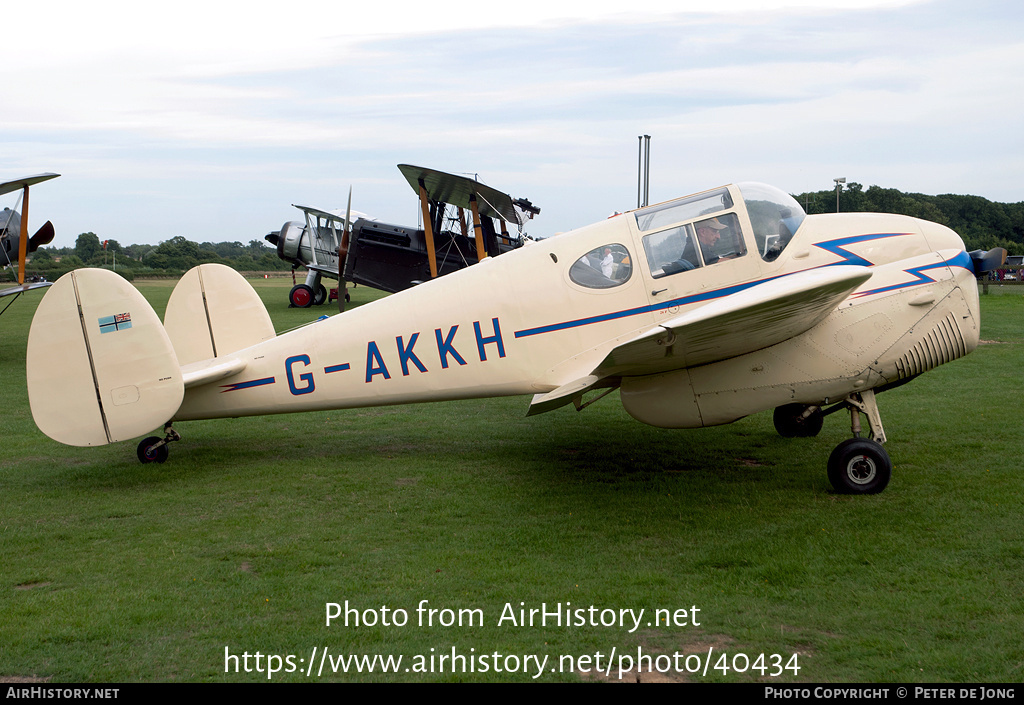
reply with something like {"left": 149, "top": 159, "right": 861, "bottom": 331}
{"left": 26, "top": 180, "right": 1005, "bottom": 494}
{"left": 1, "top": 174, "right": 59, "bottom": 314}
{"left": 265, "top": 164, "right": 539, "bottom": 309}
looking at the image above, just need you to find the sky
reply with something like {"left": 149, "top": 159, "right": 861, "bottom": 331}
{"left": 2, "top": 0, "right": 1023, "bottom": 248}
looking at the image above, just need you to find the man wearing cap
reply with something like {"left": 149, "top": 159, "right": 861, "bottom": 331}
{"left": 694, "top": 216, "right": 729, "bottom": 264}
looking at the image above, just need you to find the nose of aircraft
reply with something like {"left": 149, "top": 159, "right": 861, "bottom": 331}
{"left": 916, "top": 218, "right": 965, "bottom": 253}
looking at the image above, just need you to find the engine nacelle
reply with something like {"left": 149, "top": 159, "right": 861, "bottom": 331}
{"left": 275, "top": 221, "right": 307, "bottom": 266}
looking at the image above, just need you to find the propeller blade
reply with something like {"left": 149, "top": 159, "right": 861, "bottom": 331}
{"left": 339, "top": 187, "right": 353, "bottom": 313}
{"left": 968, "top": 247, "right": 1007, "bottom": 276}
{"left": 27, "top": 221, "right": 55, "bottom": 254}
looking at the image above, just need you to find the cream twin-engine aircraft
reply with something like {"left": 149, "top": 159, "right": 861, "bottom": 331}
{"left": 26, "top": 182, "right": 1000, "bottom": 493}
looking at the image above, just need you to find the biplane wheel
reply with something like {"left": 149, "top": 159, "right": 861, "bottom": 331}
{"left": 345, "top": 292, "right": 351, "bottom": 302}
{"left": 827, "top": 438, "right": 891, "bottom": 494}
{"left": 313, "top": 284, "right": 328, "bottom": 306}
{"left": 137, "top": 436, "right": 169, "bottom": 464}
{"left": 773, "top": 404, "right": 824, "bottom": 438}
{"left": 289, "top": 284, "right": 314, "bottom": 308}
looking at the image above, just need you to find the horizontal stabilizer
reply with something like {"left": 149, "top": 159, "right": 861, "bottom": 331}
{"left": 164, "top": 264, "right": 275, "bottom": 366}
{"left": 181, "top": 356, "right": 248, "bottom": 389}
{"left": 27, "top": 269, "right": 183, "bottom": 446}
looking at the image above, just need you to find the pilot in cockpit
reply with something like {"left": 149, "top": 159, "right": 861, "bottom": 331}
{"left": 694, "top": 217, "right": 729, "bottom": 264}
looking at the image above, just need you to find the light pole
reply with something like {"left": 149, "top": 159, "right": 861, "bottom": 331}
{"left": 834, "top": 177, "right": 846, "bottom": 213}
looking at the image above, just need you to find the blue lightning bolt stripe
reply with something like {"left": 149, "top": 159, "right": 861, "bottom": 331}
{"left": 851, "top": 250, "right": 975, "bottom": 298}
{"left": 812, "top": 232, "right": 909, "bottom": 266}
{"left": 221, "top": 377, "right": 276, "bottom": 392}
{"left": 513, "top": 233, "right": 968, "bottom": 340}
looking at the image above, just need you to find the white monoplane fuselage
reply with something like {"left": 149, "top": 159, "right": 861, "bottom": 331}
{"left": 175, "top": 183, "right": 977, "bottom": 427}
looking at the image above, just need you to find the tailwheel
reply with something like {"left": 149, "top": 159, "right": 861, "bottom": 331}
{"left": 136, "top": 425, "right": 181, "bottom": 464}
{"left": 827, "top": 438, "right": 891, "bottom": 494}
{"left": 137, "top": 436, "right": 168, "bottom": 464}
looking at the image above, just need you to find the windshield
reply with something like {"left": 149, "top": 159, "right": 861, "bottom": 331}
{"left": 737, "top": 182, "right": 806, "bottom": 262}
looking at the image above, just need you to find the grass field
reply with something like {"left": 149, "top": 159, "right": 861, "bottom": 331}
{"left": 1, "top": 278, "right": 1022, "bottom": 682}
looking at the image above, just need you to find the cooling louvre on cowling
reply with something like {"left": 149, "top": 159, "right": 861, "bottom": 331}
{"left": 894, "top": 313, "right": 968, "bottom": 378}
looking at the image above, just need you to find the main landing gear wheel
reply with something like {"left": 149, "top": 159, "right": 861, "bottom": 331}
{"left": 827, "top": 438, "right": 891, "bottom": 494}
{"left": 313, "top": 284, "right": 328, "bottom": 306}
{"left": 773, "top": 404, "right": 824, "bottom": 438}
{"left": 137, "top": 436, "right": 169, "bottom": 464}
{"left": 289, "top": 284, "right": 314, "bottom": 308}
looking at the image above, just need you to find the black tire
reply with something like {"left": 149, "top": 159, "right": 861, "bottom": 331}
{"left": 827, "top": 438, "right": 891, "bottom": 494}
{"left": 773, "top": 404, "right": 824, "bottom": 438}
{"left": 313, "top": 284, "right": 328, "bottom": 306}
{"left": 289, "top": 284, "right": 314, "bottom": 308}
{"left": 137, "top": 436, "right": 169, "bottom": 464}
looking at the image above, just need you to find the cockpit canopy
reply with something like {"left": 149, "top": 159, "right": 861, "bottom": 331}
{"left": 736, "top": 182, "right": 806, "bottom": 261}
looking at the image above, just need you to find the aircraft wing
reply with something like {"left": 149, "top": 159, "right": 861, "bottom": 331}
{"left": 0, "top": 173, "right": 60, "bottom": 197}
{"left": 0, "top": 281, "right": 52, "bottom": 298}
{"left": 528, "top": 265, "right": 872, "bottom": 416}
{"left": 397, "top": 164, "right": 518, "bottom": 223}
{"left": 292, "top": 204, "right": 359, "bottom": 225}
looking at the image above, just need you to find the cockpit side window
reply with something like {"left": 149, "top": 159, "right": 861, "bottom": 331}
{"left": 693, "top": 213, "right": 746, "bottom": 264}
{"left": 569, "top": 244, "right": 633, "bottom": 289}
{"left": 644, "top": 213, "right": 747, "bottom": 279}
{"left": 643, "top": 224, "right": 701, "bottom": 279}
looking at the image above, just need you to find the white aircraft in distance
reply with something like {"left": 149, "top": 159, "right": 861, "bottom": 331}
{"left": 25, "top": 181, "right": 1005, "bottom": 493}
{"left": 1, "top": 173, "right": 59, "bottom": 314}
{"left": 265, "top": 165, "right": 540, "bottom": 309}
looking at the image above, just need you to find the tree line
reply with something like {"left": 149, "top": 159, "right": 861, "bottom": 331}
{"left": 15, "top": 233, "right": 290, "bottom": 281}
{"left": 792, "top": 183, "right": 1023, "bottom": 253}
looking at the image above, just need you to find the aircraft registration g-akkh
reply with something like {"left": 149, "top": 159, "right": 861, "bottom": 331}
{"left": 26, "top": 180, "right": 1002, "bottom": 494}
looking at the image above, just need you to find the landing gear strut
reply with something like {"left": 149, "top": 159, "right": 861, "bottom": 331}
{"left": 826, "top": 389, "right": 891, "bottom": 494}
{"left": 137, "top": 424, "right": 181, "bottom": 464}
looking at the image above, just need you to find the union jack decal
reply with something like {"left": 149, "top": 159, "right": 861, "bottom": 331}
{"left": 98, "top": 312, "right": 132, "bottom": 334}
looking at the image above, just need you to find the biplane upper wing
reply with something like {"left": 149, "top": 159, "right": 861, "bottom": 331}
{"left": 397, "top": 164, "right": 518, "bottom": 223}
{"left": 527, "top": 265, "right": 872, "bottom": 416}
{"left": 0, "top": 173, "right": 60, "bottom": 197}
{"left": 292, "top": 204, "right": 353, "bottom": 224}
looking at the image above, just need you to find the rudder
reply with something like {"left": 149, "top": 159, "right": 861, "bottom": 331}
{"left": 26, "top": 269, "right": 184, "bottom": 446}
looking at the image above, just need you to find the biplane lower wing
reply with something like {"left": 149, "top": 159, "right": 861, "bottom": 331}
{"left": 528, "top": 265, "right": 872, "bottom": 416}
{"left": 0, "top": 281, "right": 52, "bottom": 298}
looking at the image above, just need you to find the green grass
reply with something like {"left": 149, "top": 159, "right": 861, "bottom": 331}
{"left": 1, "top": 279, "right": 1022, "bottom": 682}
